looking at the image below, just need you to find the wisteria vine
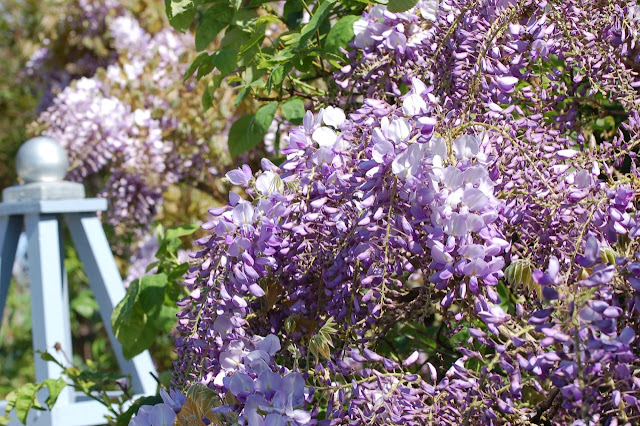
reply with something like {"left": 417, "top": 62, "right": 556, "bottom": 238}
{"left": 124, "top": 0, "right": 640, "bottom": 424}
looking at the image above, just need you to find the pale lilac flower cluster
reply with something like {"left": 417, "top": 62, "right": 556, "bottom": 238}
{"left": 214, "top": 335, "right": 313, "bottom": 425}
{"left": 34, "top": 8, "right": 206, "bottom": 242}
{"left": 104, "top": 15, "right": 193, "bottom": 92}
{"left": 336, "top": 0, "right": 439, "bottom": 99}
{"left": 621, "top": 3, "right": 640, "bottom": 66}
{"left": 514, "top": 236, "right": 640, "bottom": 423}
{"left": 23, "top": 0, "right": 123, "bottom": 111}
{"left": 38, "top": 76, "right": 176, "bottom": 234}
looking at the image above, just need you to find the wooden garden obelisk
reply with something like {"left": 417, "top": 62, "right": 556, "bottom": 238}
{"left": 0, "top": 137, "right": 157, "bottom": 425}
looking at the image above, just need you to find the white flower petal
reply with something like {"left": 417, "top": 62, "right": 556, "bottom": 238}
{"left": 312, "top": 127, "right": 338, "bottom": 147}
{"left": 402, "top": 94, "right": 427, "bottom": 116}
{"left": 322, "top": 106, "right": 346, "bottom": 128}
{"left": 387, "top": 118, "right": 412, "bottom": 144}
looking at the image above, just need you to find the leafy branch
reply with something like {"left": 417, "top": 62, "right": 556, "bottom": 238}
{"left": 167, "top": 0, "right": 369, "bottom": 157}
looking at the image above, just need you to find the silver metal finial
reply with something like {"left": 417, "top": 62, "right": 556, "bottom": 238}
{"left": 16, "top": 136, "right": 70, "bottom": 183}
{"left": 2, "top": 136, "right": 85, "bottom": 202}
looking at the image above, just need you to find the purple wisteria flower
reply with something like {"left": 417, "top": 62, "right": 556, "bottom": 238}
{"left": 169, "top": 0, "right": 640, "bottom": 424}
{"left": 129, "top": 388, "right": 186, "bottom": 426}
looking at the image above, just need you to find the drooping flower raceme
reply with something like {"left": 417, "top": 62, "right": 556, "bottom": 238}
{"left": 110, "top": 0, "right": 640, "bottom": 424}
{"left": 38, "top": 75, "right": 176, "bottom": 237}
{"left": 170, "top": 1, "right": 640, "bottom": 421}
{"left": 172, "top": 76, "right": 533, "bottom": 423}
{"left": 31, "top": 6, "right": 222, "bottom": 252}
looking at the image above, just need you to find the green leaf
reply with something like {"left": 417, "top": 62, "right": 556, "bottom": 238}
{"left": 265, "top": 66, "right": 280, "bottom": 93}
{"left": 250, "top": 101, "right": 278, "bottom": 138}
{"left": 228, "top": 115, "right": 256, "bottom": 157}
{"left": 165, "top": 0, "right": 196, "bottom": 33}
{"left": 228, "top": 103, "right": 278, "bottom": 157}
{"left": 39, "top": 352, "right": 59, "bottom": 365}
{"left": 245, "top": 66, "right": 266, "bottom": 86}
{"left": 283, "top": 0, "right": 304, "bottom": 29}
{"left": 210, "top": 73, "right": 225, "bottom": 93}
{"left": 591, "top": 115, "right": 615, "bottom": 131}
{"left": 221, "top": 26, "right": 251, "bottom": 50}
{"left": 202, "top": 74, "right": 224, "bottom": 110}
{"left": 112, "top": 277, "right": 160, "bottom": 358}
{"left": 152, "top": 304, "right": 180, "bottom": 333}
{"left": 239, "top": 45, "right": 261, "bottom": 68}
{"left": 166, "top": 284, "right": 184, "bottom": 307}
{"left": 255, "top": 14, "right": 280, "bottom": 26}
{"left": 293, "top": 56, "right": 314, "bottom": 73}
{"left": 281, "top": 98, "right": 305, "bottom": 124}
{"left": 299, "top": 0, "right": 337, "bottom": 46}
{"left": 138, "top": 273, "right": 169, "bottom": 315}
{"left": 112, "top": 278, "right": 141, "bottom": 328}
{"left": 497, "top": 281, "right": 515, "bottom": 313}
{"left": 234, "top": 86, "right": 250, "bottom": 106}
{"left": 42, "top": 378, "right": 67, "bottom": 410}
{"left": 116, "top": 304, "right": 156, "bottom": 359}
{"left": 387, "top": 0, "right": 418, "bottom": 13}
{"left": 184, "top": 52, "right": 209, "bottom": 82}
{"left": 195, "top": 4, "right": 234, "bottom": 51}
{"left": 239, "top": 27, "right": 266, "bottom": 55}
{"left": 145, "top": 261, "right": 160, "bottom": 273}
{"left": 325, "top": 15, "right": 359, "bottom": 56}
{"left": 213, "top": 49, "right": 238, "bottom": 77}
{"left": 70, "top": 289, "right": 99, "bottom": 319}
{"left": 318, "top": 11, "right": 332, "bottom": 36}
{"left": 280, "top": 32, "right": 301, "bottom": 46}
{"left": 266, "top": 63, "right": 291, "bottom": 93}
{"left": 196, "top": 54, "right": 216, "bottom": 80}
{"left": 232, "top": 9, "right": 260, "bottom": 29}
{"left": 168, "top": 262, "right": 191, "bottom": 282}
{"left": 156, "top": 224, "right": 199, "bottom": 259}
{"left": 306, "top": 49, "right": 346, "bottom": 63}
{"left": 165, "top": 224, "right": 199, "bottom": 241}
{"left": 3, "top": 390, "right": 16, "bottom": 417}
{"left": 15, "top": 383, "right": 41, "bottom": 424}
{"left": 258, "top": 54, "right": 294, "bottom": 70}
{"left": 202, "top": 83, "right": 213, "bottom": 111}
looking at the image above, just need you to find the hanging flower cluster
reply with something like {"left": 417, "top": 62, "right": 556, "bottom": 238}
{"left": 128, "top": 0, "right": 640, "bottom": 424}
{"left": 29, "top": 2, "right": 230, "bottom": 249}
{"left": 170, "top": 98, "right": 639, "bottom": 425}
{"left": 22, "top": 0, "right": 124, "bottom": 112}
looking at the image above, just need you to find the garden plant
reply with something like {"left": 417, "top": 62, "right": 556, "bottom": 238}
{"left": 3, "top": 0, "right": 640, "bottom": 425}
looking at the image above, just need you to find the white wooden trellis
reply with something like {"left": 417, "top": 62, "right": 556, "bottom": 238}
{"left": 0, "top": 138, "right": 157, "bottom": 425}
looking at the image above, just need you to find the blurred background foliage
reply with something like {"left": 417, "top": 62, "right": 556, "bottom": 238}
{"left": 0, "top": 0, "right": 244, "bottom": 399}
{"left": 0, "top": 0, "right": 41, "bottom": 190}
{"left": 0, "top": 0, "right": 47, "bottom": 397}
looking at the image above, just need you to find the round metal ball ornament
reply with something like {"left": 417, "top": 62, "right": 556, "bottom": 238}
{"left": 15, "top": 136, "right": 70, "bottom": 183}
